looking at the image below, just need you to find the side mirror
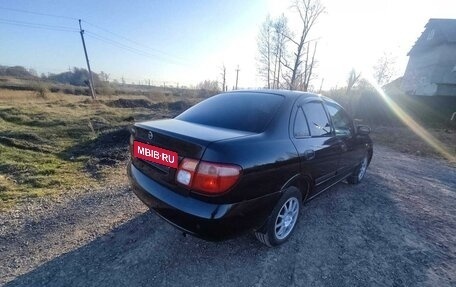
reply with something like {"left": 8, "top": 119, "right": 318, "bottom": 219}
{"left": 357, "top": 125, "right": 371, "bottom": 135}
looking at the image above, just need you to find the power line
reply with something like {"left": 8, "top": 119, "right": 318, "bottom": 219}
{"left": 0, "top": 18, "right": 78, "bottom": 32}
{"left": 86, "top": 32, "right": 155, "bottom": 58}
{"left": 82, "top": 20, "right": 190, "bottom": 63}
{"left": 85, "top": 31, "right": 190, "bottom": 66}
{"left": 0, "top": 6, "right": 77, "bottom": 20}
{"left": 0, "top": 10, "right": 192, "bottom": 68}
{"left": 0, "top": 6, "right": 189, "bottom": 65}
{"left": 0, "top": 18, "right": 189, "bottom": 66}
{"left": 0, "top": 18, "right": 186, "bottom": 65}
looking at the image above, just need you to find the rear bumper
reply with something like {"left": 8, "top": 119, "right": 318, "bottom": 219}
{"left": 128, "top": 162, "right": 280, "bottom": 241}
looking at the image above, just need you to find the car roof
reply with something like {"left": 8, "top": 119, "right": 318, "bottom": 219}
{"left": 226, "top": 89, "right": 336, "bottom": 104}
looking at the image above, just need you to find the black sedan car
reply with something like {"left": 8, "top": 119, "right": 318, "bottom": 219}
{"left": 128, "top": 90, "right": 373, "bottom": 246}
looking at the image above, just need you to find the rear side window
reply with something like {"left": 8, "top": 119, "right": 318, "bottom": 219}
{"left": 176, "top": 92, "right": 284, "bottom": 133}
{"left": 302, "top": 102, "right": 331, "bottom": 136}
{"left": 293, "top": 107, "right": 310, "bottom": 138}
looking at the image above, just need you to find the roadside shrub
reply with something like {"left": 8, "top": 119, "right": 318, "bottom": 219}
{"left": 49, "top": 86, "right": 60, "bottom": 93}
{"left": 62, "top": 84, "right": 75, "bottom": 95}
{"left": 33, "top": 82, "right": 49, "bottom": 99}
{"left": 74, "top": 87, "right": 88, "bottom": 95}
{"left": 96, "top": 86, "right": 115, "bottom": 96}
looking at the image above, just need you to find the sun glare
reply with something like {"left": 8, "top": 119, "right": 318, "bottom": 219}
{"left": 364, "top": 76, "right": 456, "bottom": 163}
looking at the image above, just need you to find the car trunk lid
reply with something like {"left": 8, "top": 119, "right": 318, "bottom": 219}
{"left": 131, "top": 119, "right": 252, "bottom": 194}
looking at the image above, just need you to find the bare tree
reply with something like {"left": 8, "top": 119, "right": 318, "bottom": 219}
{"left": 282, "top": 0, "right": 325, "bottom": 90}
{"left": 346, "top": 68, "right": 361, "bottom": 115}
{"left": 373, "top": 52, "right": 396, "bottom": 86}
{"left": 220, "top": 64, "right": 227, "bottom": 92}
{"left": 99, "top": 71, "right": 110, "bottom": 82}
{"left": 301, "top": 41, "right": 318, "bottom": 91}
{"left": 271, "top": 14, "right": 289, "bottom": 89}
{"left": 257, "top": 16, "right": 273, "bottom": 88}
{"left": 197, "top": 80, "right": 220, "bottom": 92}
{"left": 257, "top": 14, "right": 290, "bottom": 89}
{"left": 346, "top": 68, "right": 361, "bottom": 94}
{"left": 28, "top": 68, "right": 38, "bottom": 77}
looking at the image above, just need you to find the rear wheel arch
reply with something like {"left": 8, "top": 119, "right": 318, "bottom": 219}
{"left": 280, "top": 173, "right": 311, "bottom": 202}
{"left": 368, "top": 147, "right": 373, "bottom": 163}
{"left": 255, "top": 186, "right": 303, "bottom": 247}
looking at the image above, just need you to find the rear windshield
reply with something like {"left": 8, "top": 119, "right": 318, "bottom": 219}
{"left": 176, "top": 92, "right": 284, "bottom": 133}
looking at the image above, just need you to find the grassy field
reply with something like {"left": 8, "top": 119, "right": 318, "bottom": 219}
{"left": 0, "top": 89, "right": 198, "bottom": 209}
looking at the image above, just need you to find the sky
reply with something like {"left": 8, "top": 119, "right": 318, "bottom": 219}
{"left": 0, "top": 0, "right": 455, "bottom": 89}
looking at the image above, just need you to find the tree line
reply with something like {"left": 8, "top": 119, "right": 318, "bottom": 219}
{"left": 0, "top": 65, "right": 110, "bottom": 87}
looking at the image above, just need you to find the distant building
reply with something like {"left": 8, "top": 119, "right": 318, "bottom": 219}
{"left": 402, "top": 19, "right": 456, "bottom": 96}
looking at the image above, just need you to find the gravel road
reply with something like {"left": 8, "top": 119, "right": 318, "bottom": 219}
{"left": 1, "top": 145, "right": 455, "bottom": 287}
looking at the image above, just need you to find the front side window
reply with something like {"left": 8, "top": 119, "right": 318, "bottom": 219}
{"left": 325, "top": 102, "right": 353, "bottom": 136}
{"left": 302, "top": 102, "right": 331, "bottom": 136}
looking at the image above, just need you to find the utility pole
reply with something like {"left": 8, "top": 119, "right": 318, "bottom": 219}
{"left": 220, "top": 64, "right": 226, "bottom": 92}
{"left": 235, "top": 65, "right": 240, "bottom": 90}
{"left": 319, "top": 78, "right": 324, "bottom": 93}
{"left": 78, "top": 19, "right": 96, "bottom": 100}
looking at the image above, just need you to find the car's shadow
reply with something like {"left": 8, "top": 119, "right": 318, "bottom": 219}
{"left": 5, "top": 171, "right": 453, "bottom": 287}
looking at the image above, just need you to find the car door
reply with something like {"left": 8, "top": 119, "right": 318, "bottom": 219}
{"left": 290, "top": 99, "right": 341, "bottom": 196}
{"left": 324, "top": 101, "right": 362, "bottom": 175}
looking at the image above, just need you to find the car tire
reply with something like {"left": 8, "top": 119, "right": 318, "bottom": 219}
{"left": 347, "top": 153, "right": 369, "bottom": 184}
{"left": 255, "top": 187, "right": 302, "bottom": 247}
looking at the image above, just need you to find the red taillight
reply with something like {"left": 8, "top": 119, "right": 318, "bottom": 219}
{"left": 192, "top": 161, "right": 241, "bottom": 194}
{"left": 176, "top": 159, "right": 241, "bottom": 195}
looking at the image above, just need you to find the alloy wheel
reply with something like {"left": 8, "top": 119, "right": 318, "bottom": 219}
{"left": 274, "top": 197, "right": 299, "bottom": 240}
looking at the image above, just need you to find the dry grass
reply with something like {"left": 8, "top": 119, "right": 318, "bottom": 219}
{"left": 0, "top": 89, "right": 195, "bottom": 104}
{"left": 370, "top": 125, "right": 456, "bottom": 162}
{"left": 0, "top": 89, "right": 199, "bottom": 209}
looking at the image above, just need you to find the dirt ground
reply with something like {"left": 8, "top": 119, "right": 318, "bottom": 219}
{"left": 369, "top": 125, "right": 456, "bottom": 161}
{"left": 0, "top": 145, "right": 455, "bottom": 287}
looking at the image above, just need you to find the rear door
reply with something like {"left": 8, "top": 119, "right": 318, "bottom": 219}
{"left": 290, "top": 99, "right": 341, "bottom": 196}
